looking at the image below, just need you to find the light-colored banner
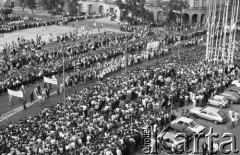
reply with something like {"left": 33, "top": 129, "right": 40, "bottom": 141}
{"left": 44, "top": 76, "right": 58, "bottom": 85}
{"left": 7, "top": 89, "right": 23, "bottom": 98}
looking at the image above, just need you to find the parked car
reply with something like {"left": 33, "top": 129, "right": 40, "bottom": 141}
{"left": 208, "top": 95, "right": 229, "bottom": 108}
{"left": 157, "top": 132, "right": 186, "bottom": 153}
{"left": 226, "top": 86, "right": 240, "bottom": 95}
{"left": 232, "top": 79, "right": 240, "bottom": 87}
{"left": 220, "top": 91, "right": 240, "bottom": 104}
{"left": 167, "top": 123, "right": 194, "bottom": 140}
{"left": 190, "top": 106, "right": 228, "bottom": 124}
{"left": 171, "top": 117, "right": 205, "bottom": 134}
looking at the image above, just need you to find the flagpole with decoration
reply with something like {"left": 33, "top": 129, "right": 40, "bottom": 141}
{"left": 222, "top": 0, "right": 229, "bottom": 64}
{"left": 214, "top": 0, "right": 222, "bottom": 64}
{"left": 218, "top": 0, "right": 227, "bottom": 63}
{"left": 206, "top": 0, "right": 212, "bottom": 61}
{"left": 211, "top": 0, "right": 217, "bottom": 62}
{"left": 227, "top": 0, "right": 235, "bottom": 63}
{"left": 231, "top": 0, "right": 239, "bottom": 64}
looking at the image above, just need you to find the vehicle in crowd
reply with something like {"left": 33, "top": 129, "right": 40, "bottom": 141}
{"left": 157, "top": 132, "right": 186, "bottom": 153}
{"left": 232, "top": 79, "right": 240, "bottom": 87}
{"left": 171, "top": 117, "right": 205, "bottom": 134}
{"left": 220, "top": 91, "right": 240, "bottom": 104}
{"left": 190, "top": 106, "right": 228, "bottom": 124}
{"left": 207, "top": 95, "right": 229, "bottom": 108}
{"left": 166, "top": 123, "right": 194, "bottom": 140}
{"left": 226, "top": 86, "right": 240, "bottom": 95}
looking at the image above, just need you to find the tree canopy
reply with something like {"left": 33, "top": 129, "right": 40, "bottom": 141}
{"left": 26, "top": 0, "right": 37, "bottom": 13}
{"left": 116, "top": 0, "right": 154, "bottom": 24}
{"left": 161, "top": 0, "right": 190, "bottom": 24}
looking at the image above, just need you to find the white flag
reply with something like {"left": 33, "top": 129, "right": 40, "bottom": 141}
{"left": 7, "top": 89, "right": 23, "bottom": 98}
{"left": 172, "top": 10, "right": 181, "bottom": 14}
{"left": 44, "top": 76, "right": 58, "bottom": 85}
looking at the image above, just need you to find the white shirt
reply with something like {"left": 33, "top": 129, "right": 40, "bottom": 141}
{"left": 116, "top": 149, "right": 122, "bottom": 155}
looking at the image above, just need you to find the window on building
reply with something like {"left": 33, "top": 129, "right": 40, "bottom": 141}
{"left": 194, "top": 0, "right": 199, "bottom": 8}
{"left": 110, "top": 7, "right": 114, "bottom": 13}
{"left": 202, "top": 0, "right": 206, "bottom": 7}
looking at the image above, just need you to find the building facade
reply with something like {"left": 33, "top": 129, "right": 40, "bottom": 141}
{"left": 146, "top": 0, "right": 226, "bottom": 24}
{"left": 76, "top": 0, "right": 122, "bottom": 19}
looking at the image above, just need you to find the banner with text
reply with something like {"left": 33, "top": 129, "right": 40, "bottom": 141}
{"left": 44, "top": 76, "right": 58, "bottom": 85}
{"left": 7, "top": 89, "right": 24, "bottom": 98}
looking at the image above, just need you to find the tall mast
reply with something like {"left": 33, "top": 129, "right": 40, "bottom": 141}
{"left": 218, "top": 0, "right": 227, "bottom": 62}
{"left": 231, "top": 0, "right": 239, "bottom": 64}
{"left": 221, "top": 0, "right": 229, "bottom": 64}
{"left": 206, "top": 0, "right": 212, "bottom": 61}
{"left": 227, "top": 0, "right": 236, "bottom": 63}
{"left": 214, "top": 0, "right": 222, "bottom": 64}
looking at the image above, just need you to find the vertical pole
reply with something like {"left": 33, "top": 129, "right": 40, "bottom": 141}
{"left": 211, "top": 0, "right": 217, "bottom": 63}
{"left": 218, "top": 0, "right": 226, "bottom": 63}
{"left": 231, "top": 0, "right": 239, "bottom": 64}
{"left": 222, "top": 0, "right": 229, "bottom": 64}
{"left": 125, "top": 39, "right": 128, "bottom": 74}
{"left": 62, "top": 44, "right": 66, "bottom": 105}
{"left": 215, "top": 0, "right": 222, "bottom": 64}
{"left": 178, "top": 11, "right": 182, "bottom": 61}
{"left": 206, "top": 0, "right": 212, "bottom": 61}
{"left": 228, "top": 0, "right": 236, "bottom": 63}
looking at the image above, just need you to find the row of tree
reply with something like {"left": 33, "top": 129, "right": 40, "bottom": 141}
{"left": 19, "top": 0, "right": 36, "bottom": 13}
{"left": 116, "top": 0, "right": 190, "bottom": 25}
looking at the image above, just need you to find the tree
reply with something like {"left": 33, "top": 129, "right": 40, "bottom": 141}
{"left": 41, "top": 0, "right": 64, "bottom": 12}
{"left": 116, "top": 0, "right": 153, "bottom": 23}
{"left": 19, "top": 0, "right": 26, "bottom": 11}
{"left": 4, "top": 0, "right": 14, "bottom": 8}
{"left": 26, "top": 0, "right": 36, "bottom": 14}
{"left": 68, "top": 0, "right": 78, "bottom": 16}
{"left": 161, "top": 0, "right": 189, "bottom": 24}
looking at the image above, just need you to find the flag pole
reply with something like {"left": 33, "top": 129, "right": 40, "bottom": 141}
{"left": 222, "top": 0, "right": 229, "bottom": 64}
{"left": 208, "top": 0, "right": 213, "bottom": 61}
{"left": 218, "top": 0, "right": 226, "bottom": 63}
{"left": 211, "top": 0, "right": 217, "bottom": 63}
{"left": 206, "top": 0, "right": 212, "bottom": 61}
{"left": 215, "top": 0, "right": 222, "bottom": 64}
{"left": 231, "top": 0, "right": 239, "bottom": 64}
{"left": 228, "top": 0, "right": 236, "bottom": 63}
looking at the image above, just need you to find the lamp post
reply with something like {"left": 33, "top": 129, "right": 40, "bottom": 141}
{"left": 178, "top": 11, "right": 183, "bottom": 61}
{"left": 61, "top": 42, "right": 66, "bottom": 105}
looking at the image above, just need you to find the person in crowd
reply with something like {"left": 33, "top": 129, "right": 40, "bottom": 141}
{"left": 30, "top": 91, "right": 34, "bottom": 102}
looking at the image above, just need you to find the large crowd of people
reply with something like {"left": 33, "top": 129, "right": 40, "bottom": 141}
{"left": 0, "top": 23, "right": 205, "bottom": 96}
{"left": 1, "top": 38, "right": 239, "bottom": 154}
{"left": 0, "top": 16, "right": 88, "bottom": 34}
{"left": 1, "top": 20, "right": 240, "bottom": 155}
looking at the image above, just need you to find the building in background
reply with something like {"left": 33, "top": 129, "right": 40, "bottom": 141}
{"left": 146, "top": 0, "right": 234, "bottom": 25}
{"left": 76, "top": 0, "right": 123, "bottom": 19}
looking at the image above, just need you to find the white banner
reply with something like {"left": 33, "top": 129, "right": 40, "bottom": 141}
{"left": 44, "top": 76, "right": 58, "bottom": 85}
{"left": 7, "top": 89, "right": 24, "bottom": 98}
{"left": 147, "top": 41, "right": 160, "bottom": 50}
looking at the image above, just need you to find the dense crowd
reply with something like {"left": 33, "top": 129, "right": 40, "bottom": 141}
{"left": 0, "top": 16, "right": 87, "bottom": 34}
{"left": 1, "top": 26, "right": 240, "bottom": 154}
{"left": 0, "top": 24, "right": 206, "bottom": 96}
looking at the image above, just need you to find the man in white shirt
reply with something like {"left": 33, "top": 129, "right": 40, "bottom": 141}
{"left": 116, "top": 147, "right": 122, "bottom": 155}
{"left": 105, "top": 148, "right": 113, "bottom": 155}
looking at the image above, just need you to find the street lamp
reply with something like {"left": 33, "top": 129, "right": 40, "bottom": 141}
{"left": 61, "top": 42, "right": 66, "bottom": 106}
{"left": 173, "top": 10, "right": 183, "bottom": 61}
